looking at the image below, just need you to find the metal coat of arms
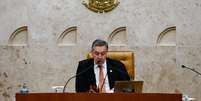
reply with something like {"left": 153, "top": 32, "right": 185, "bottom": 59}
{"left": 82, "top": 0, "right": 120, "bottom": 13}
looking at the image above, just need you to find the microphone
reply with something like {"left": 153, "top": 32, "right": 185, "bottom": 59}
{"left": 181, "top": 65, "right": 201, "bottom": 76}
{"left": 63, "top": 65, "right": 93, "bottom": 93}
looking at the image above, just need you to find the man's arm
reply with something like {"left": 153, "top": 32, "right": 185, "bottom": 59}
{"left": 75, "top": 61, "right": 88, "bottom": 92}
{"left": 118, "top": 62, "right": 130, "bottom": 80}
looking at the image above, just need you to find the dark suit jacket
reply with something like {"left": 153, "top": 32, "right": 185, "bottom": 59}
{"left": 75, "top": 58, "right": 130, "bottom": 92}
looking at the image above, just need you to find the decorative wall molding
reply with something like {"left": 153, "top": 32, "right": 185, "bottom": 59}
{"left": 156, "top": 26, "right": 176, "bottom": 46}
{"left": 108, "top": 27, "right": 127, "bottom": 46}
{"left": 8, "top": 26, "right": 28, "bottom": 46}
{"left": 57, "top": 26, "right": 77, "bottom": 46}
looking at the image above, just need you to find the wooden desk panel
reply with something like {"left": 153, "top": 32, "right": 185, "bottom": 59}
{"left": 16, "top": 93, "right": 182, "bottom": 101}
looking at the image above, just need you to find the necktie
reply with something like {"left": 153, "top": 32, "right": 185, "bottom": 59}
{"left": 98, "top": 65, "right": 106, "bottom": 93}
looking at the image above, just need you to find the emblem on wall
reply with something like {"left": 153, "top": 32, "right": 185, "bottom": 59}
{"left": 82, "top": 0, "right": 120, "bottom": 13}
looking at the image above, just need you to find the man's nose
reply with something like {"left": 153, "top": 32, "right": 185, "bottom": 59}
{"left": 97, "top": 54, "right": 102, "bottom": 58}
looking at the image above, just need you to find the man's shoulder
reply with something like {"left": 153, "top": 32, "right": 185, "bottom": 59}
{"left": 79, "top": 58, "right": 94, "bottom": 64}
{"left": 106, "top": 58, "right": 124, "bottom": 65}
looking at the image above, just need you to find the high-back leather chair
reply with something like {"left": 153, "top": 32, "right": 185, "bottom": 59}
{"left": 87, "top": 51, "right": 135, "bottom": 80}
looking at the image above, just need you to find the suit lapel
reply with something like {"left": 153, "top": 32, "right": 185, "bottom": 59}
{"left": 106, "top": 59, "right": 115, "bottom": 89}
{"left": 88, "top": 59, "right": 97, "bottom": 86}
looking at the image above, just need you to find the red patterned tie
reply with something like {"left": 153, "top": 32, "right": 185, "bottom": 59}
{"left": 98, "top": 65, "right": 106, "bottom": 93}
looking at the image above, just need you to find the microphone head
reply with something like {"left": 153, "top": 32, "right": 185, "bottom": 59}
{"left": 181, "top": 65, "right": 186, "bottom": 68}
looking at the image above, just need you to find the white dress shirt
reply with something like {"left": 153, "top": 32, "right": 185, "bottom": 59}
{"left": 94, "top": 60, "right": 114, "bottom": 93}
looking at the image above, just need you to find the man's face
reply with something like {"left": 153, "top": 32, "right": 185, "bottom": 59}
{"left": 91, "top": 46, "right": 107, "bottom": 65}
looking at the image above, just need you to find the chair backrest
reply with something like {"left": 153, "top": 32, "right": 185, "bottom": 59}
{"left": 87, "top": 51, "right": 135, "bottom": 80}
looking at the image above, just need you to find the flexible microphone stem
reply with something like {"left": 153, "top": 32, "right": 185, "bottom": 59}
{"left": 182, "top": 65, "right": 201, "bottom": 76}
{"left": 63, "top": 75, "right": 76, "bottom": 93}
{"left": 63, "top": 65, "right": 93, "bottom": 93}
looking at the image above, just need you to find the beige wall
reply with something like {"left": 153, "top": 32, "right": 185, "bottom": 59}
{"left": 1, "top": 0, "right": 201, "bottom": 101}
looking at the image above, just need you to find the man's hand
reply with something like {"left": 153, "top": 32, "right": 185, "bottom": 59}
{"left": 88, "top": 85, "right": 99, "bottom": 93}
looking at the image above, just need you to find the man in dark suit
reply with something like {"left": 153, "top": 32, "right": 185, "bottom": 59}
{"left": 75, "top": 39, "right": 130, "bottom": 93}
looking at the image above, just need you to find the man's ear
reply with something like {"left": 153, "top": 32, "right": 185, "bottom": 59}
{"left": 90, "top": 50, "right": 93, "bottom": 53}
{"left": 91, "top": 48, "right": 94, "bottom": 53}
{"left": 90, "top": 50, "right": 94, "bottom": 57}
